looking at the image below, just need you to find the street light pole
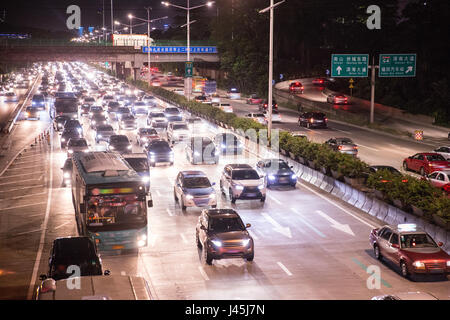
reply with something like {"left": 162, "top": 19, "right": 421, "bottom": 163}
{"left": 111, "top": 0, "right": 114, "bottom": 35}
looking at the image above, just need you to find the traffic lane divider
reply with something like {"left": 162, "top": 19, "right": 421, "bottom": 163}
{"left": 319, "top": 175, "right": 334, "bottom": 193}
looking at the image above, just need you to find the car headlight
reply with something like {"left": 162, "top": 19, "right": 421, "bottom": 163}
{"left": 291, "top": 174, "right": 298, "bottom": 179}
{"left": 185, "top": 194, "right": 194, "bottom": 200}
{"left": 194, "top": 151, "right": 200, "bottom": 156}
{"left": 142, "top": 176, "right": 149, "bottom": 183}
{"left": 138, "top": 234, "right": 147, "bottom": 242}
{"left": 61, "top": 138, "right": 66, "bottom": 142}
{"left": 92, "top": 120, "right": 96, "bottom": 125}
{"left": 214, "top": 150, "right": 220, "bottom": 156}
{"left": 209, "top": 193, "right": 216, "bottom": 199}
{"left": 142, "top": 137, "right": 148, "bottom": 141}
{"left": 97, "top": 134, "right": 102, "bottom": 138}
{"left": 68, "top": 149, "right": 73, "bottom": 154}
{"left": 241, "top": 239, "right": 250, "bottom": 246}
{"left": 77, "top": 128, "right": 82, "bottom": 133}
{"left": 211, "top": 240, "right": 222, "bottom": 247}
{"left": 127, "top": 145, "right": 132, "bottom": 149}
{"left": 149, "top": 152, "right": 155, "bottom": 155}
{"left": 235, "top": 185, "right": 244, "bottom": 191}
{"left": 447, "top": 261, "right": 450, "bottom": 267}
{"left": 258, "top": 184, "right": 265, "bottom": 190}
{"left": 63, "top": 172, "right": 70, "bottom": 178}
{"left": 109, "top": 145, "right": 114, "bottom": 150}
{"left": 268, "top": 175, "right": 276, "bottom": 181}
{"left": 83, "top": 149, "right": 89, "bottom": 153}
{"left": 412, "top": 261, "right": 425, "bottom": 269}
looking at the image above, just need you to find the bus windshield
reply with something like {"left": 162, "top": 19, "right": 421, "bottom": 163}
{"left": 86, "top": 194, "right": 146, "bottom": 231}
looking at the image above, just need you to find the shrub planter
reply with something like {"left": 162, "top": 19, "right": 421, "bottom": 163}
{"left": 320, "top": 166, "right": 329, "bottom": 175}
{"left": 374, "top": 189, "right": 385, "bottom": 200}
{"left": 297, "top": 156, "right": 306, "bottom": 165}
{"left": 432, "top": 214, "right": 450, "bottom": 231}
{"left": 344, "top": 176, "right": 365, "bottom": 188}
{"left": 392, "top": 198, "right": 404, "bottom": 210}
{"left": 289, "top": 152, "right": 297, "bottom": 161}
{"left": 331, "top": 169, "right": 343, "bottom": 180}
{"left": 280, "top": 149, "right": 288, "bottom": 156}
{"left": 411, "top": 205, "right": 424, "bottom": 217}
{"left": 307, "top": 160, "right": 317, "bottom": 170}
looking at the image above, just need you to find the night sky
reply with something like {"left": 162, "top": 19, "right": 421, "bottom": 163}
{"left": 0, "top": 0, "right": 205, "bottom": 32}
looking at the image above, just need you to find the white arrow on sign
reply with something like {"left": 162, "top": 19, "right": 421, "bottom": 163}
{"left": 261, "top": 212, "right": 292, "bottom": 238}
{"left": 315, "top": 210, "right": 354, "bottom": 236}
{"left": 336, "top": 66, "right": 342, "bottom": 75}
{"left": 405, "top": 66, "right": 413, "bottom": 73}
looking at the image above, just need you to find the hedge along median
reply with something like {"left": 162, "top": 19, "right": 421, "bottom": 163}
{"left": 92, "top": 65, "right": 450, "bottom": 229}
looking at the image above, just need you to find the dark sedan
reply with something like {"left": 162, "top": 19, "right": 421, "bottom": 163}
{"left": 54, "top": 115, "right": 70, "bottom": 132}
{"left": 60, "top": 128, "right": 82, "bottom": 149}
{"left": 298, "top": 112, "right": 328, "bottom": 129}
{"left": 256, "top": 159, "right": 297, "bottom": 187}
{"left": 107, "top": 134, "right": 132, "bottom": 154}
{"left": 145, "top": 139, "right": 174, "bottom": 166}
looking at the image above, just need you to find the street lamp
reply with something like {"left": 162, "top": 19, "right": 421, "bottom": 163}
{"left": 128, "top": 14, "right": 133, "bottom": 34}
{"left": 161, "top": 1, "right": 215, "bottom": 101}
{"left": 130, "top": 9, "right": 168, "bottom": 86}
{"left": 259, "top": 0, "right": 285, "bottom": 140}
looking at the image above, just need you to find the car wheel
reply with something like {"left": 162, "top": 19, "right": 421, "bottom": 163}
{"left": 196, "top": 232, "right": 202, "bottom": 248}
{"left": 170, "top": 162, "right": 174, "bottom": 166}
{"left": 220, "top": 181, "right": 225, "bottom": 194}
{"left": 181, "top": 197, "right": 187, "bottom": 211}
{"left": 203, "top": 247, "right": 213, "bottom": 265}
{"left": 374, "top": 245, "right": 382, "bottom": 260}
{"left": 400, "top": 261, "right": 409, "bottom": 278}
{"left": 211, "top": 205, "right": 217, "bottom": 208}
{"left": 246, "top": 253, "right": 254, "bottom": 262}
{"left": 173, "top": 189, "right": 178, "bottom": 202}
{"left": 260, "top": 196, "right": 266, "bottom": 203}
{"left": 230, "top": 189, "right": 236, "bottom": 204}
{"left": 419, "top": 167, "right": 426, "bottom": 176}
{"left": 402, "top": 162, "right": 408, "bottom": 171}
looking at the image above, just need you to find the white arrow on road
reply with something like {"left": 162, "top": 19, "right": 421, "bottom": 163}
{"left": 336, "top": 66, "right": 342, "bottom": 75}
{"left": 261, "top": 212, "right": 292, "bottom": 238}
{"left": 405, "top": 66, "right": 413, "bottom": 73}
{"left": 315, "top": 210, "right": 355, "bottom": 236}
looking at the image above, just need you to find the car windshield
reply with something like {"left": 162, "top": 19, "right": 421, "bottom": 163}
{"left": 184, "top": 177, "right": 211, "bottom": 188}
{"left": 53, "top": 238, "right": 97, "bottom": 263}
{"left": 232, "top": 169, "right": 260, "bottom": 180}
{"left": 97, "top": 125, "right": 113, "bottom": 132}
{"left": 339, "top": 138, "right": 354, "bottom": 144}
{"left": 165, "top": 108, "right": 179, "bottom": 114}
{"left": 312, "top": 113, "right": 325, "bottom": 118}
{"left": 140, "top": 128, "right": 157, "bottom": 135}
{"left": 90, "top": 107, "right": 102, "bottom": 112}
{"left": 173, "top": 124, "right": 188, "bottom": 130}
{"left": 110, "top": 136, "right": 129, "bottom": 143}
{"left": 122, "top": 115, "right": 135, "bottom": 120}
{"left": 69, "top": 139, "right": 87, "bottom": 147}
{"left": 426, "top": 154, "right": 446, "bottom": 161}
{"left": 150, "top": 112, "right": 165, "bottom": 117}
{"left": 209, "top": 217, "right": 245, "bottom": 232}
{"left": 125, "top": 158, "right": 149, "bottom": 171}
{"left": 269, "top": 160, "right": 290, "bottom": 170}
{"left": 400, "top": 233, "right": 437, "bottom": 248}
{"left": 149, "top": 141, "right": 171, "bottom": 151}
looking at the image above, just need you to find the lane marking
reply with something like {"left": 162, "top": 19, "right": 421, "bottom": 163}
{"left": 290, "top": 207, "right": 326, "bottom": 238}
{"left": 298, "top": 182, "right": 378, "bottom": 229}
{"left": 0, "top": 175, "right": 44, "bottom": 186}
{"left": 54, "top": 221, "right": 71, "bottom": 230}
{"left": 7, "top": 164, "right": 43, "bottom": 170}
{"left": 268, "top": 194, "right": 282, "bottom": 205}
{"left": 27, "top": 129, "right": 53, "bottom": 300}
{"left": 0, "top": 201, "right": 46, "bottom": 211}
{"left": 0, "top": 191, "right": 46, "bottom": 201}
{"left": 315, "top": 210, "right": 355, "bottom": 236}
{"left": 15, "top": 228, "right": 44, "bottom": 236}
{"left": 198, "top": 266, "right": 210, "bottom": 281}
{"left": 0, "top": 185, "right": 45, "bottom": 193}
{"left": 166, "top": 208, "right": 173, "bottom": 216}
{"left": 10, "top": 159, "right": 44, "bottom": 166}
{"left": 156, "top": 190, "right": 161, "bottom": 197}
{"left": 277, "top": 262, "right": 293, "bottom": 276}
{"left": 0, "top": 171, "right": 45, "bottom": 179}
{"left": 121, "top": 271, "right": 126, "bottom": 276}
{"left": 357, "top": 144, "right": 379, "bottom": 152}
{"left": 180, "top": 233, "right": 188, "bottom": 244}
{"left": 333, "top": 128, "right": 352, "bottom": 135}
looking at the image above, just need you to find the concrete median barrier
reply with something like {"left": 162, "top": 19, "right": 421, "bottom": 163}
{"left": 352, "top": 190, "right": 367, "bottom": 210}
{"left": 342, "top": 183, "right": 354, "bottom": 203}
{"left": 347, "top": 188, "right": 359, "bottom": 207}
{"left": 331, "top": 180, "right": 346, "bottom": 199}
{"left": 300, "top": 166, "right": 313, "bottom": 183}
{"left": 361, "top": 196, "right": 373, "bottom": 214}
{"left": 309, "top": 169, "right": 319, "bottom": 186}
{"left": 312, "top": 171, "right": 325, "bottom": 188}
{"left": 319, "top": 175, "right": 335, "bottom": 193}
{"left": 384, "top": 205, "right": 400, "bottom": 225}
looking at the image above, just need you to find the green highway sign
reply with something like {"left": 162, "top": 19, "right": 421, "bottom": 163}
{"left": 331, "top": 54, "right": 369, "bottom": 77}
{"left": 378, "top": 53, "right": 416, "bottom": 77}
{"left": 185, "top": 61, "right": 193, "bottom": 78}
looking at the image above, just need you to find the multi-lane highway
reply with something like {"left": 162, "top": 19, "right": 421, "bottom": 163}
{"left": 0, "top": 63, "right": 448, "bottom": 300}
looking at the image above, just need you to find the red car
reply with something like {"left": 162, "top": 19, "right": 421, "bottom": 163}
{"left": 136, "top": 127, "right": 160, "bottom": 147}
{"left": 289, "top": 82, "right": 304, "bottom": 93}
{"left": 312, "top": 77, "right": 328, "bottom": 86}
{"left": 246, "top": 94, "right": 263, "bottom": 105}
{"left": 369, "top": 224, "right": 450, "bottom": 279}
{"left": 403, "top": 153, "right": 450, "bottom": 176}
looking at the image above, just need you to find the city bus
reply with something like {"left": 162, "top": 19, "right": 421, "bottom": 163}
{"left": 50, "top": 91, "right": 79, "bottom": 120}
{"left": 71, "top": 151, "right": 153, "bottom": 251}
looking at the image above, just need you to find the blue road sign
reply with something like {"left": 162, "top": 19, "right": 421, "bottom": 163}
{"left": 78, "top": 27, "right": 84, "bottom": 37}
{"left": 142, "top": 46, "right": 217, "bottom": 54}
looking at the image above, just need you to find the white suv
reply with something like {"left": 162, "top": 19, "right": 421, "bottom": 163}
{"left": 220, "top": 164, "right": 266, "bottom": 203}
{"left": 167, "top": 121, "right": 190, "bottom": 144}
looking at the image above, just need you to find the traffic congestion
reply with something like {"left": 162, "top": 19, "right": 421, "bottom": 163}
{"left": 0, "top": 61, "right": 449, "bottom": 301}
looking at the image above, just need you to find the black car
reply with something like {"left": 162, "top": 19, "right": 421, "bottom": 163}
{"left": 107, "top": 134, "right": 132, "bottom": 154}
{"left": 31, "top": 94, "right": 46, "bottom": 110}
{"left": 214, "top": 133, "right": 243, "bottom": 155}
{"left": 185, "top": 137, "right": 219, "bottom": 165}
{"left": 258, "top": 99, "right": 278, "bottom": 112}
{"left": 94, "top": 124, "right": 115, "bottom": 143}
{"left": 63, "top": 119, "right": 83, "bottom": 135}
{"left": 40, "top": 237, "right": 105, "bottom": 281}
{"left": 90, "top": 114, "right": 108, "bottom": 129}
{"left": 256, "top": 159, "right": 297, "bottom": 187}
{"left": 116, "top": 106, "right": 131, "bottom": 120}
{"left": 298, "top": 112, "right": 328, "bottom": 128}
{"left": 54, "top": 115, "right": 70, "bottom": 132}
{"left": 88, "top": 105, "right": 105, "bottom": 119}
{"left": 145, "top": 139, "right": 174, "bottom": 166}
{"left": 107, "top": 101, "right": 121, "bottom": 120}
{"left": 61, "top": 158, "right": 73, "bottom": 187}
{"left": 61, "top": 128, "right": 82, "bottom": 149}
{"left": 196, "top": 209, "right": 254, "bottom": 265}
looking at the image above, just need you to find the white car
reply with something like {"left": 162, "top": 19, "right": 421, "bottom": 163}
{"left": 167, "top": 121, "right": 190, "bottom": 143}
{"left": 433, "top": 146, "right": 450, "bottom": 160}
{"left": 245, "top": 113, "right": 266, "bottom": 125}
{"left": 219, "top": 103, "right": 233, "bottom": 113}
{"left": 210, "top": 94, "right": 220, "bottom": 105}
{"left": 263, "top": 110, "right": 281, "bottom": 123}
{"left": 174, "top": 170, "right": 217, "bottom": 210}
{"left": 173, "top": 88, "right": 185, "bottom": 96}
{"left": 4, "top": 91, "right": 18, "bottom": 102}
{"left": 220, "top": 164, "right": 266, "bottom": 203}
{"left": 227, "top": 88, "right": 241, "bottom": 100}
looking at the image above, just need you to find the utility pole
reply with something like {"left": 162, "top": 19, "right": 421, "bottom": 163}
{"left": 369, "top": 56, "right": 378, "bottom": 124}
{"left": 102, "top": 0, "right": 105, "bottom": 43}
{"left": 111, "top": 0, "right": 114, "bottom": 36}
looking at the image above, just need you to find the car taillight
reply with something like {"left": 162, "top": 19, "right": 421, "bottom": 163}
{"left": 309, "top": 118, "right": 314, "bottom": 123}
{"left": 380, "top": 179, "right": 390, "bottom": 183}
{"left": 301, "top": 87, "right": 304, "bottom": 90}
{"left": 338, "top": 145, "right": 343, "bottom": 150}
{"left": 353, "top": 146, "right": 358, "bottom": 149}
{"left": 402, "top": 179, "right": 408, "bottom": 183}
{"left": 324, "top": 118, "right": 328, "bottom": 122}
{"left": 443, "top": 184, "right": 450, "bottom": 193}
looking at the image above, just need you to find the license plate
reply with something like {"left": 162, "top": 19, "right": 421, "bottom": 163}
{"left": 246, "top": 193, "right": 256, "bottom": 197}
{"left": 280, "top": 178, "right": 289, "bottom": 182}
{"left": 113, "top": 245, "right": 124, "bottom": 250}
{"left": 316, "top": 120, "right": 323, "bottom": 122}
{"left": 429, "top": 269, "right": 443, "bottom": 274}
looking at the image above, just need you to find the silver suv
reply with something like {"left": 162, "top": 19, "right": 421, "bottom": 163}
{"left": 220, "top": 164, "right": 266, "bottom": 203}
{"left": 167, "top": 121, "right": 190, "bottom": 144}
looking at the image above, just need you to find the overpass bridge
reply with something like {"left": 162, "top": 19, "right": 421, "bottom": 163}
{"left": 0, "top": 42, "right": 219, "bottom": 79}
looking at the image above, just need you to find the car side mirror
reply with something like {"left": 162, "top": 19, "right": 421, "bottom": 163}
{"left": 211, "top": 182, "right": 216, "bottom": 186}
{"left": 246, "top": 223, "right": 251, "bottom": 228}
{"left": 391, "top": 243, "right": 400, "bottom": 249}
{"left": 290, "top": 166, "right": 294, "bottom": 169}
{"left": 39, "top": 274, "right": 47, "bottom": 281}
{"left": 438, "top": 241, "right": 443, "bottom": 247}
{"left": 147, "top": 200, "right": 153, "bottom": 207}
{"left": 104, "top": 270, "right": 111, "bottom": 276}
{"left": 200, "top": 225, "right": 207, "bottom": 231}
